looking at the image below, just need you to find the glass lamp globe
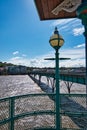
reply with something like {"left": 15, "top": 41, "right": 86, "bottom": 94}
{"left": 49, "top": 27, "right": 64, "bottom": 50}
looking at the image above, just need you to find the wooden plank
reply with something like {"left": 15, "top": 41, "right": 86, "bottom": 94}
{"left": 41, "top": 0, "right": 49, "bottom": 19}
{"left": 34, "top": 0, "right": 44, "bottom": 20}
{"left": 34, "top": 0, "right": 82, "bottom": 20}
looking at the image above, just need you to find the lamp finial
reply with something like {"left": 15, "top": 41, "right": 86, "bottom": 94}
{"left": 54, "top": 27, "right": 59, "bottom": 34}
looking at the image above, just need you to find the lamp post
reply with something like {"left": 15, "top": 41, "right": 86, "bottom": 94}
{"left": 49, "top": 27, "right": 64, "bottom": 130}
{"left": 76, "top": 0, "right": 87, "bottom": 107}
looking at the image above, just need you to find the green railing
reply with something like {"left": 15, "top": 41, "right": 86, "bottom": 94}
{"left": 0, "top": 93, "right": 87, "bottom": 130}
{"left": 28, "top": 71, "right": 86, "bottom": 85}
{"left": 60, "top": 94, "right": 87, "bottom": 129}
{"left": 0, "top": 93, "right": 56, "bottom": 130}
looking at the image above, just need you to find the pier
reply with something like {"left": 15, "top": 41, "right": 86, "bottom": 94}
{"left": 28, "top": 70, "right": 86, "bottom": 93}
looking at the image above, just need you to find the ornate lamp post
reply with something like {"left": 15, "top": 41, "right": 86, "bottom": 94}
{"left": 76, "top": 0, "right": 87, "bottom": 106}
{"left": 49, "top": 27, "right": 64, "bottom": 129}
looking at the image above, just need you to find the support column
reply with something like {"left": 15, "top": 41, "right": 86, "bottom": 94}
{"left": 64, "top": 81, "right": 73, "bottom": 94}
{"left": 55, "top": 49, "right": 60, "bottom": 129}
{"left": 39, "top": 75, "right": 41, "bottom": 85}
{"left": 77, "top": 0, "right": 87, "bottom": 107}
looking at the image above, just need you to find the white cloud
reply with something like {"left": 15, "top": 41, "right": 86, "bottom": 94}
{"left": 51, "top": 18, "right": 75, "bottom": 27}
{"left": 73, "top": 27, "right": 84, "bottom": 36}
{"left": 22, "top": 54, "right": 27, "bottom": 57}
{"left": 74, "top": 43, "right": 85, "bottom": 48}
{"left": 7, "top": 47, "right": 86, "bottom": 68}
{"left": 60, "top": 58, "right": 85, "bottom": 67}
{"left": 50, "top": 18, "right": 85, "bottom": 37}
{"left": 61, "top": 48, "right": 85, "bottom": 59}
{"left": 60, "top": 48, "right": 85, "bottom": 67}
{"left": 8, "top": 56, "right": 30, "bottom": 66}
{"left": 13, "top": 51, "right": 19, "bottom": 55}
{"left": 11, "top": 57, "right": 21, "bottom": 60}
{"left": 51, "top": 18, "right": 82, "bottom": 32}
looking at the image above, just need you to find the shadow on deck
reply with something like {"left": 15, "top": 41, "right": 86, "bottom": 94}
{"left": 29, "top": 75, "right": 87, "bottom": 129}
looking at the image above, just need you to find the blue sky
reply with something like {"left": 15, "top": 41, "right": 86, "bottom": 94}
{"left": 0, "top": 0, "right": 85, "bottom": 67}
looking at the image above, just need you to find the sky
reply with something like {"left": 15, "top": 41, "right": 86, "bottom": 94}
{"left": 0, "top": 0, "right": 86, "bottom": 68}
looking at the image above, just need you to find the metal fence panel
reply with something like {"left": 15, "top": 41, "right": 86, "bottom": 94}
{"left": 0, "top": 94, "right": 56, "bottom": 130}
{"left": 0, "top": 100, "right": 9, "bottom": 121}
{"left": 0, "top": 123, "right": 9, "bottom": 130}
{"left": 0, "top": 94, "right": 87, "bottom": 130}
{"left": 60, "top": 94, "right": 87, "bottom": 129}
{"left": 14, "top": 115, "right": 55, "bottom": 130}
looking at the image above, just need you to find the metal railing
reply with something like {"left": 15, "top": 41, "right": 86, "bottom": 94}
{"left": 60, "top": 94, "right": 87, "bottom": 129}
{"left": 0, "top": 93, "right": 56, "bottom": 130}
{"left": 0, "top": 93, "right": 87, "bottom": 130}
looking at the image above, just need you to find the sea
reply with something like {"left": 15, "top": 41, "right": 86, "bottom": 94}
{"left": 0, "top": 75, "right": 86, "bottom": 98}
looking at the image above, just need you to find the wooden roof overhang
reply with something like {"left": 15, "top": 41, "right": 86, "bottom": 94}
{"left": 34, "top": 0, "right": 82, "bottom": 20}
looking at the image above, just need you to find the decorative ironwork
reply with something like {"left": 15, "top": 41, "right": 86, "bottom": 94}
{"left": 52, "top": 0, "right": 81, "bottom": 15}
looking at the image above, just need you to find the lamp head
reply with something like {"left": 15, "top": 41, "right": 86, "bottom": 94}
{"left": 49, "top": 27, "right": 64, "bottom": 50}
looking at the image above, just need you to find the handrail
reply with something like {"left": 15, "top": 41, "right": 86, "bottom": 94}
{"left": 28, "top": 71, "right": 86, "bottom": 85}
{"left": 0, "top": 93, "right": 55, "bottom": 130}
{"left": 0, "top": 93, "right": 87, "bottom": 130}
{"left": 0, "top": 93, "right": 56, "bottom": 101}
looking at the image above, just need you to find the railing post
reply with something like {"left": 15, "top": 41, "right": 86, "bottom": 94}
{"left": 9, "top": 97, "right": 15, "bottom": 130}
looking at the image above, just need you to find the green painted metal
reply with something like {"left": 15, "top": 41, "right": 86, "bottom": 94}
{"left": 55, "top": 50, "right": 60, "bottom": 130}
{"left": 76, "top": 0, "right": 87, "bottom": 107}
{"left": 0, "top": 94, "right": 87, "bottom": 129}
{"left": 28, "top": 72, "right": 86, "bottom": 85}
{"left": 60, "top": 74, "right": 86, "bottom": 84}
{"left": 0, "top": 118, "right": 10, "bottom": 125}
{"left": 0, "top": 93, "right": 55, "bottom": 130}
{"left": 60, "top": 111, "right": 87, "bottom": 116}
{"left": 44, "top": 58, "right": 70, "bottom": 60}
{"left": 10, "top": 97, "right": 14, "bottom": 130}
{"left": 34, "top": 128, "right": 56, "bottom": 130}
{"left": 14, "top": 110, "right": 55, "bottom": 120}
{"left": 0, "top": 93, "right": 56, "bottom": 101}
